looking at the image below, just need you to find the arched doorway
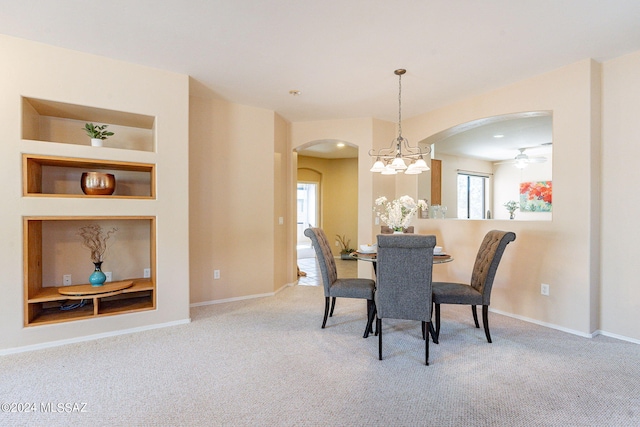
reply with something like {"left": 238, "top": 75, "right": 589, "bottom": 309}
{"left": 295, "top": 140, "right": 359, "bottom": 282}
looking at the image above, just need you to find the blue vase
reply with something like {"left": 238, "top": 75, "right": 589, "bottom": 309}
{"left": 89, "top": 261, "right": 106, "bottom": 287}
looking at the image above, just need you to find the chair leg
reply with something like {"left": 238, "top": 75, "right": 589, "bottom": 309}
{"left": 421, "top": 321, "right": 426, "bottom": 340}
{"left": 377, "top": 318, "right": 382, "bottom": 360}
{"left": 364, "top": 300, "right": 376, "bottom": 339}
{"left": 482, "top": 305, "right": 492, "bottom": 343}
{"left": 428, "top": 322, "right": 439, "bottom": 344}
{"left": 472, "top": 305, "right": 480, "bottom": 328}
{"left": 322, "top": 297, "right": 330, "bottom": 328}
{"left": 435, "top": 304, "right": 441, "bottom": 340}
{"left": 329, "top": 297, "right": 336, "bottom": 317}
{"left": 425, "top": 321, "right": 431, "bottom": 366}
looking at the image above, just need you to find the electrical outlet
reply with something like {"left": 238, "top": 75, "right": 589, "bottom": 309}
{"left": 214, "top": 270, "right": 221, "bottom": 279}
{"left": 143, "top": 268, "right": 151, "bottom": 278}
{"left": 541, "top": 283, "right": 550, "bottom": 296}
{"left": 63, "top": 274, "right": 72, "bottom": 286}
{"left": 105, "top": 272, "right": 112, "bottom": 282}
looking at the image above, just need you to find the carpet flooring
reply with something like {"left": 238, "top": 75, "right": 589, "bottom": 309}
{"left": 1, "top": 284, "right": 639, "bottom": 426}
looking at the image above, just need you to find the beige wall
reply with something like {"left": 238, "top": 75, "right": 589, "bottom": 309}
{"left": 399, "top": 59, "right": 601, "bottom": 336}
{"left": 601, "top": 50, "right": 640, "bottom": 340}
{"left": 0, "top": 35, "right": 190, "bottom": 352}
{"left": 189, "top": 87, "right": 294, "bottom": 305}
{"left": 273, "top": 113, "right": 296, "bottom": 292}
{"left": 297, "top": 156, "right": 358, "bottom": 256}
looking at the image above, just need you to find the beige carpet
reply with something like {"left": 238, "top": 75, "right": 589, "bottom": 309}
{"left": 1, "top": 284, "right": 639, "bottom": 426}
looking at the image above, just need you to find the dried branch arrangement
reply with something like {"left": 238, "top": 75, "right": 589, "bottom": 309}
{"left": 78, "top": 224, "right": 118, "bottom": 263}
{"left": 335, "top": 234, "right": 354, "bottom": 254}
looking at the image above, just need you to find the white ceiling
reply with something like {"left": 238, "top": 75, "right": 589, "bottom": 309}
{"left": 423, "top": 112, "right": 553, "bottom": 162}
{"left": 2, "top": 0, "right": 640, "bottom": 126}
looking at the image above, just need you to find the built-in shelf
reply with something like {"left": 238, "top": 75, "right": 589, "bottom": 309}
{"left": 23, "top": 217, "right": 156, "bottom": 327}
{"left": 23, "top": 154, "right": 155, "bottom": 198}
{"left": 22, "top": 97, "right": 156, "bottom": 152}
{"left": 20, "top": 96, "right": 159, "bottom": 327}
{"left": 26, "top": 281, "right": 154, "bottom": 326}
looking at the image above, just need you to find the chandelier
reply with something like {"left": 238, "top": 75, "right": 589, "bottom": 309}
{"left": 369, "top": 69, "right": 431, "bottom": 175}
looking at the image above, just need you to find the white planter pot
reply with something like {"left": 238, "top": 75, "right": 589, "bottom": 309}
{"left": 91, "top": 138, "right": 103, "bottom": 147}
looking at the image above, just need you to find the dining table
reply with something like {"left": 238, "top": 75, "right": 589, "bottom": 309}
{"left": 350, "top": 251, "right": 453, "bottom": 275}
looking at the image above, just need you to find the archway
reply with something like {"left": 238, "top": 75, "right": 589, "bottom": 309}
{"left": 294, "top": 140, "right": 359, "bottom": 280}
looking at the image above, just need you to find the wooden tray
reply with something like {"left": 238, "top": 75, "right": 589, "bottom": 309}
{"left": 58, "top": 280, "right": 134, "bottom": 297}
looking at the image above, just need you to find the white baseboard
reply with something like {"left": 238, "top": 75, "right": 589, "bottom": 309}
{"left": 593, "top": 330, "right": 640, "bottom": 344}
{"left": 190, "top": 281, "right": 296, "bottom": 308}
{"left": 489, "top": 308, "right": 594, "bottom": 338}
{"left": 490, "top": 308, "right": 640, "bottom": 343}
{"left": 0, "top": 318, "right": 192, "bottom": 356}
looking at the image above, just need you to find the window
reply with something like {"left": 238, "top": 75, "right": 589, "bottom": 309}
{"left": 457, "top": 173, "right": 487, "bottom": 219}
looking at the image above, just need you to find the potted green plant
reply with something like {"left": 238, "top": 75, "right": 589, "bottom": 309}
{"left": 335, "top": 234, "right": 355, "bottom": 260}
{"left": 83, "top": 123, "right": 114, "bottom": 147}
{"left": 504, "top": 200, "right": 519, "bottom": 220}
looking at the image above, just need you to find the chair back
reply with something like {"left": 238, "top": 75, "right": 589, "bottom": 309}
{"left": 376, "top": 234, "right": 436, "bottom": 321}
{"left": 470, "top": 230, "right": 516, "bottom": 304}
{"left": 381, "top": 226, "right": 414, "bottom": 234}
{"left": 304, "top": 228, "right": 337, "bottom": 296}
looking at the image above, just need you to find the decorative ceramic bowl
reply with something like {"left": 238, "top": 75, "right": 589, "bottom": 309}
{"left": 359, "top": 244, "right": 377, "bottom": 253}
{"left": 81, "top": 172, "right": 116, "bottom": 195}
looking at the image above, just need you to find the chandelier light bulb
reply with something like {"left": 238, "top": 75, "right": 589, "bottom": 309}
{"left": 381, "top": 165, "right": 398, "bottom": 175}
{"left": 413, "top": 157, "right": 430, "bottom": 171}
{"left": 405, "top": 163, "right": 421, "bottom": 174}
{"left": 390, "top": 156, "right": 407, "bottom": 170}
{"left": 370, "top": 159, "right": 386, "bottom": 172}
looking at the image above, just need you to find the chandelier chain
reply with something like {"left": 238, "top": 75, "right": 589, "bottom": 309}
{"left": 397, "top": 71, "right": 402, "bottom": 140}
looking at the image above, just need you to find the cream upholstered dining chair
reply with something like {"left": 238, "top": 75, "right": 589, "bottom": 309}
{"left": 370, "top": 233, "right": 437, "bottom": 365}
{"left": 432, "top": 230, "right": 516, "bottom": 343}
{"left": 304, "top": 227, "right": 376, "bottom": 338}
{"left": 380, "top": 226, "right": 414, "bottom": 234}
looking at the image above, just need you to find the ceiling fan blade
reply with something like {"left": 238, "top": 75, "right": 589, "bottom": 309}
{"left": 527, "top": 156, "right": 547, "bottom": 163}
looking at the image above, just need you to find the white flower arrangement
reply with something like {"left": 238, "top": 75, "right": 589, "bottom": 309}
{"left": 374, "top": 195, "right": 428, "bottom": 232}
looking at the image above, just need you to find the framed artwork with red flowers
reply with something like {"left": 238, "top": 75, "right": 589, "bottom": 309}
{"left": 519, "top": 181, "right": 552, "bottom": 212}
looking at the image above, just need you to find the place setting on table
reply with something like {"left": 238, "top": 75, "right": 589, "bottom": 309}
{"left": 351, "top": 243, "right": 453, "bottom": 266}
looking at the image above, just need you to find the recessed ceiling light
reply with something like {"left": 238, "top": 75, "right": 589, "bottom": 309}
{"left": 289, "top": 90, "right": 301, "bottom": 96}
{"left": 494, "top": 134, "right": 504, "bottom": 138}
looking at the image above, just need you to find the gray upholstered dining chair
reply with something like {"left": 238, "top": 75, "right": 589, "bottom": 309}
{"left": 304, "top": 227, "right": 376, "bottom": 338}
{"left": 371, "top": 233, "right": 437, "bottom": 365}
{"left": 432, "top": 230, "right": 516, "bottom": 343}
{"left": 381, "top": 226, "right": 414, "bottom": 234}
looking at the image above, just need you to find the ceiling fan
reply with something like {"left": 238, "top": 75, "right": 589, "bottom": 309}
{"left": 496, "top": 147, "right": 548, "bottom": 169}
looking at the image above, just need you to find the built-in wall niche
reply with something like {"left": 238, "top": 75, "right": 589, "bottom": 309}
{"left": 23, "top": 154, "right": 155, "bottom": 198}
{"left": 22, "top": 97, "right": 155, "bottom": 152}
{"left": 24, "top": 216, "right": 156, "bottom": 326}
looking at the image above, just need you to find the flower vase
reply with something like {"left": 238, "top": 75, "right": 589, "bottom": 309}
{"left": 89, "top": 261, "right": 107, "bottom": 287}
{"left": 393, "top": 229, "right": 404, "bottom": 234}
{"left": 509, "top": 212, "right": 515, "bottom": 220}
